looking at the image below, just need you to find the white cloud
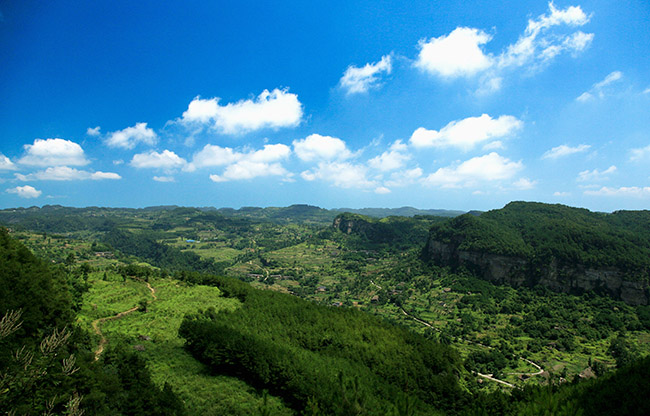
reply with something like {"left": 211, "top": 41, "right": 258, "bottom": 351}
{"left": 409, "top": 114, "right": 522, "bottom": 151}
{"left": 248, "top": 144, "right": 291, "bottom": 163}
{"left": 153, "top": 176, "right": 175, "bottom": 182}
{"left": 584, "top": 186, "right": 650, "bottom": 198}
{"left": 188, "top": 145, "right": 239, "bottom": 170}
{"left": 86, "top": 126, "right": 101, "bottom": 136}
{"left": 384, "top": 167, "right": 423, "bottom": 188}
{"left": 187, "top": 143, "right": 290, "bottom": 172}
{"left": 414, "top": 3, "right": 592, "bottom": 85}
{"left": 209, "top": 161, "right": 289, "bottom": 182}
{"left": 374, "top": 186, "right": 391, "bottom": 194}
{"left": 513, "top": 177, "right": 537, "bottom": 190}
{"left": 180, "top": 88, "right": 303, "bottom": 134}
{"left": 0, "top": 154, "right": 16, "bottom": 170}
{"left": 340, "top": 55, "right": 392, "bottom": 94}
{"left": 293, "top": 134, "right": 353, "bottom": 161}
{"left": 630, "top": 145, "right": 650, "bottom": 161}
{"left": 18, "top": 138, "right": 89, "bottom": 166}
{"left": 6, "top": 185, "right": 41, "bottom": 199}
{"left": 105, "top": 122, "right": 158, "bottom": 149}
{"left": 368, "top": 140, "right": 410, "bottom": 171}
{"left": 423, "top": 152, "right": 523, "bottom": 188}
{"left": 576, "top": 71, "right": 623, "bottom": 102}
{"left": 577, "top": 165, "right": 616, "bottom": 182}
{"left": 91, "top": 171, "right": 121, "bottom": 180}
{"left": 415, "top": 27, "right": 493, "bottom": 78}
{"left": 131, "top": 150, "right": 187, "bottom": 169}
{"left": 483, "top": 140, "right": 504, "bottom": 150}
{"left": 16, "top": 166, "right": 121, "bottom": 181}
{"left": 541, "top": 144, "right": 590, "bottom": 159}
{"left": 553, "top": 191, "right": 570, "bottom": 196}
{"left": 498, "top": 3, "right": 592, "bottom": 70}
{"left": 300, "top": 161, "right": 375, "bottom": 189}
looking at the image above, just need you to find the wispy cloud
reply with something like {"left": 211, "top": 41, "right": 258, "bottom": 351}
{"left": 585, "top": 186, "right": 650, "bottom": 198}
{"left": 16, "top": 166, "right": 120, "bottom": 181}
{"left": 541, "top": 144, "right": 590, "bottom": 159}
{"left": 576, "top": 71, "right": 623, "bottom": 102}
{"left": 340, "top": 55, "right": 392, "bottom": 94}
{"left": 577, "top": 165, "right": 616, "bottom": 182}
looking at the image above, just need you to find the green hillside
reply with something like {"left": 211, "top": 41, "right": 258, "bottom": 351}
{"left": 427, "top": 201, "right": 650, "bottom": 275}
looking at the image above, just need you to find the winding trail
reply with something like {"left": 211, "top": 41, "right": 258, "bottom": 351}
{"left": 92, "top": 278, "right": 157, "bottom": 361}
{"left": 399, "top": 307, "right": 545, "bottom": 387}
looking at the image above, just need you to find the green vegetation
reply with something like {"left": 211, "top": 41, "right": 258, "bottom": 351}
{"left": 179, "top": 275, "right": 465, "bottom": 415}
{"left": 3, "top": 201, "right": 650, "bottom": 415}
{"left": 428, "top": 201, "right": 650, "bottom": 271}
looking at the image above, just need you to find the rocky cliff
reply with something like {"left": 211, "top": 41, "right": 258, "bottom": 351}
{"left": 426, "top": 239, "right": 649, "bottom": 305}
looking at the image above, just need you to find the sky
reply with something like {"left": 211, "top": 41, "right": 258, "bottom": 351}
{"left": 1, "top": 1, "right": 649, "bottom": 212}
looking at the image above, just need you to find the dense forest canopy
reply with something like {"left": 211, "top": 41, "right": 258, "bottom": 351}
{"left": 428, "top": 201, "right": 650, "bottom": 272}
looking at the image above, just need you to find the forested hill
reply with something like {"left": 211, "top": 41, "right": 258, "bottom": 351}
{"left": 425, "top": 202, "right": 650, "bottom": 304}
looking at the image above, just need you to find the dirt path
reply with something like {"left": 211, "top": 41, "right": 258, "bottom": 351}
{"left": 92, "top": 278, "right": 157, "bottom": 361}
{"left": 477, "top": 372, "right": 516, "bottom": 388}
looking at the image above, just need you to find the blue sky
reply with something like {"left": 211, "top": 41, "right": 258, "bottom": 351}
{"left": 1, "top": 1, "right": 649, "bottom": 211}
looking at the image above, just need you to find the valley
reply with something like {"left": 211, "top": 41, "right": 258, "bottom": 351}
{"left": 2, "top": 202, "right": 650, "bottom": 414}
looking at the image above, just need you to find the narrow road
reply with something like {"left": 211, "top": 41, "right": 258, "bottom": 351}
{"left": 92, "top": 278, "right": 157, "bottom": 361}
{"left": 477, "top": 372, "right": 516, "bottom": 388}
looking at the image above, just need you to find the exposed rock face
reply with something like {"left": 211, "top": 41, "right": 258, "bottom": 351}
{"left": 426, "top": 240, "right": 649, "bottom": 305}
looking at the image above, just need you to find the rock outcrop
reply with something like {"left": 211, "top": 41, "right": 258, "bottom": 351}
{"left": 426, "top": 240, "right": 649, "bottom": 305}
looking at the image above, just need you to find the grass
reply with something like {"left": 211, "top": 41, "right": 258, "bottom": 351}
{"left": 78, "top": 275, "right": 294, "bottom": 415}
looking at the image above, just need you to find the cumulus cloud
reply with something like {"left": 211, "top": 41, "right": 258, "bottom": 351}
{"left": 189, "top": 143, "right": 292, "bottom": 182}
{"left": 130, "top": 150, "right": 187, "bottom": 169}
{"left": 105, "top": 123, "right": 158, "bottom": 149}
{"left": 577, "top": 165, "right": 616, "bottom": 182}
{"left": 86, "top": 126, "right": 101, "bottom": 136}
{"left": 423, "top": 153, "right": 523, "bottom": 188}
{"left": 416, "top": 27, "right": 492, "bottom": 78}
{"left": 414, "top": 3, "right": 591, "bottom": 84}
{"left": 541, "top": 144, "right": 590, "bottom": 159}
{"left": 180, "top": 88, "right": 303, "bottom": 134}
{"left": 6, "top": 185, "right": 42, "bottom": 199}
{"left": 576, "top": 71, "right": 623, "bottom": 102}
{"left": 16, "top": 166, "right": 121, "bottom": 181}
{"left": 300, "top": 162, "right": 375, "bottom": 189}
{"left": 18, "top": 138, "right": 89, "bottom": 166}
{"left": 340, "top": 55, "right": 392, "bottom": 94}
{"left": 210, "top": 161, "right": 290, "bottom": 182}
{"left": 0, "top": 154, "right": 16, "bottom": 170}
{"left": 368, "top": 140, "right": 410, "bottom": 171}
{"left": 409, "top": 114, "right": 522, "bottom": 151}
{"left": 293, "top": 134, "right": 353, "bottom": 161}
{"left": 188, "top": 143, "right": 290, "bottom": 172}
{"left": 584, "top": 186, "right": 650, "bottom": 198}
